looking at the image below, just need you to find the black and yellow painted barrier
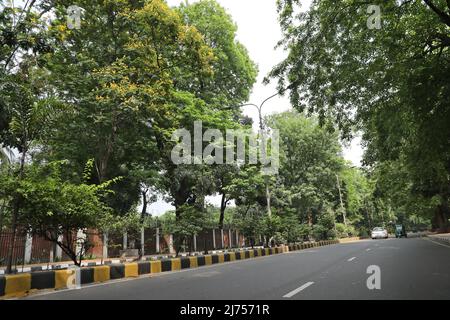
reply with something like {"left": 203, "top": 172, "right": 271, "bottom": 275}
{"left": 0, "top": 240, "right": 340, "bottom": 299}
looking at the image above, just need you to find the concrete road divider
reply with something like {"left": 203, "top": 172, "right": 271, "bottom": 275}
{"left": 109, "top": 264, "right": 125, "bottom": 279}
{"left": 171, "top": 258, "right": 181, "bottom": 271}
{"left": 229, "top": 252, "right": 236, "bottom": 261}
{"left": 93, "top": 266, "right": 110, "bottom": 283}
{"left": 124, "top": 263, "right": 139, "bottom": 278}
{"left": 0, "top": 240, "right": 342, "bottom": 299}
{"left": 3, "top": 273, "right": 31, "bottom": 298}
{"left": 161, "top": 258, "right": 172, "bottom": 272}
{"left": 189, "top": 256, "right": 198, "bottom": 268}
{"left": 81, "top": 268, "right": 94, "bottom": 284}
{"left": 31, "top": 271, "right": 55, "bottom": 291}
{"left": 204, "top": 255, "right": 212, "bottom": 265}
{"left": 54, "top": 269, "right": 74, "bottom": 290}
{"left": 180, "top": 257, "right": 190, "bottom": 269}
{"left": 150, "top": 260, "right": 162, "bottom": 273}
{"left": 137, "top": 261, "right": 151, "bottom": 275}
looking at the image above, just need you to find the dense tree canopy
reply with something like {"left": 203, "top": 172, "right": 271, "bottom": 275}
{"left": 270, "top": 0, "right": 450, "bottom": 230}
{"left": 1, "top": 0, "right": 446, "bottom": 272}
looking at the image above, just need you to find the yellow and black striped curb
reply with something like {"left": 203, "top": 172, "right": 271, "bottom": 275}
{"left": 0, "top": 240, "right": 339, "bottom": 299}
{"left": 287, "top": 239, "right": 338, "bottom": 251}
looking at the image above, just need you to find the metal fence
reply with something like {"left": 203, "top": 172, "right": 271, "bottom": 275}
{"left": 0, "top": 230, "right": 26, "bottom": 268}
{"left": 0, "top": 227, "right": 246, "bottom": 266}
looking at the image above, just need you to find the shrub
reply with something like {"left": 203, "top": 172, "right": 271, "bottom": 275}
{"left": 296, "top": 224, "right": 312, "bottom": 241}
{"left": 312, "top": 224, "right": 328, "bottom": 241}
{"left": 273, "top": 232, "right": 286, "bottom": 245}
{"left": 359, "top": 229, "right": 369, "bottom": 238}
{"left": 336, "top": 223, "right": 357, "bottom": 238}
{"left": 335, "top": 223, "right": 347, "bottom": 238}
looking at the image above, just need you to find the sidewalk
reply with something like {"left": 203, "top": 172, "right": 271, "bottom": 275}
{"left": 406, "top": 231, "right": 431, "bottom": 238}
{"left": 427, "top": 233, "right": 450, "bottom": 246}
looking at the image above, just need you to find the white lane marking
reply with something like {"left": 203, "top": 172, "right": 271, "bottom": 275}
{"left": 366, "top": 248, "right": 371, "bottom": 251}
{"left": 348, "top": 257, "right": 356, "bottom": 261}
{"left": 283, "top": 281, "right": 315, "bottom": 298}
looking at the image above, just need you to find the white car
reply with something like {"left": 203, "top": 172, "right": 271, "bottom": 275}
{"left": 371, "top": 227, "right": 388, "bottom": 239}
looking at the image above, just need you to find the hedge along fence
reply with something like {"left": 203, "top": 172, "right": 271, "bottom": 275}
{"left": 0, "top": 240, "right": 339, "bottom": 299}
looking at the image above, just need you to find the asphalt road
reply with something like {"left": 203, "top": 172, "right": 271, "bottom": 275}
{"left": 25, "top": 237, "right": 450, "bottom": 300}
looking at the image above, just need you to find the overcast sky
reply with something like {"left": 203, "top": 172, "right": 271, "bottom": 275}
{"left": 149, "top": 0, "right": 364, "bottom": 215}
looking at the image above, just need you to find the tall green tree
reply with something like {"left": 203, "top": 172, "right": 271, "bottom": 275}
{"left": 270, "top": 0, "right": 450, "bottom": 230}
{"left": 176, "top": 0, "right": 258, "bottom": 109}
{"left": 39, "top": 0, "right": 214, "bottom": 216}
{"left": 158, "top": 0, "right": 257, "bottom": 232}
{"left": 267, "top": 111, "right": 344, "bottom": 227}
{"left": 0, "top": 71, "right": 56, "bottom": 273}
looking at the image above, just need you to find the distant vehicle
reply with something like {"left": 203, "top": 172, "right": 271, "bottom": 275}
{"left": 371, "top": 227, "right": 388, "bottom": 239}
{"left": 395, "top": 224, "right": 407, "bottom": 238}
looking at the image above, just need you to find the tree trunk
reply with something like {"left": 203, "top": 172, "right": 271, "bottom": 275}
{"left": 219, "top": 193, "right": 226, "bottom": 230}
{"left": 174, "top": 205, "right": 183, "bottom": 257}
{"left": 5, "top": 147, "right": 26, "bottom": 274}
{"left": 5, "top": 201, "right": 19, "bottom": 273}
{"left": 435, "top": 199, "right": 449, "bottom": 232}
{"left": 45, "top": 230, "right": 80, "bottom": 267}
{"left": 141, "top": 191, "right": 148, "bottom": 220}
{"left": 336, "top": 174, "right": 347, "bottom": 226}
{"left": 265, "top": 176, "right": 272, "bottom": 217}
{"left": 137, "top": 191, "right": 148, "bottom": 259}
{"left": 0, "top": 199, "right": 6, "bottom": 232}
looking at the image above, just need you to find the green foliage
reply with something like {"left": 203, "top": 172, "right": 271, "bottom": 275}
{"left": 157, "top": 0, "right": 257, "bottom": 227}
{"left": 35, "top": 0, "right": 220, "bottom": 219}
{"left": 312, "top": 225, "right": 328, "bottom": 241}
{"left": 271, "top": 0, "right": 450, "bottom": 230}
{"left": 312, "top": 209, "right": 337, "bottom": 240}
{"left": 4, "top": 0, "right": 441, "bottom": 259}
{"left": 160, "top": 207, "right": 207, "bottom": 255}
{"left": 176, "top": 0, "right": 258, "bottom": 108}
{"left": 267, "top": 112, "right": 344, "bottom": 223}
{"left": 297, "top": 224, "right": 312, "bottom": 240}
{"left": 278, "top": 211, "right": 305, "bottom": 243}
{"left": 335, "top": 223, "right": 357, "bottom": 239}
{"left": 232, "top": 204, "right": 266, "bottom": 247}
{"left": 261, "top": 215, "right": 282, "bottom": 246}
{"left": 0, "top": 160, "right": 117, "bottom": 265}
{"left": 272, "top": 232, "right": 286, "bottom": 246}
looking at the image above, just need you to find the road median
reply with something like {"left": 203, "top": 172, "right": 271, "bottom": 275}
{"left": 0, "top": 240, "right": 340, "bottom": 299}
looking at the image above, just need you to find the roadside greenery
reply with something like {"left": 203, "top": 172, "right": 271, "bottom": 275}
{"left": 1, "top": 0, "right": 446, "bottom": 272}
{"left": 269, "top": 0, "right": 448, "bottom": 231}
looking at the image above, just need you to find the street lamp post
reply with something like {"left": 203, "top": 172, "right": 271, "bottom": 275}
{"left": 233, "top": 92, "right": 279, "bottom": 218}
